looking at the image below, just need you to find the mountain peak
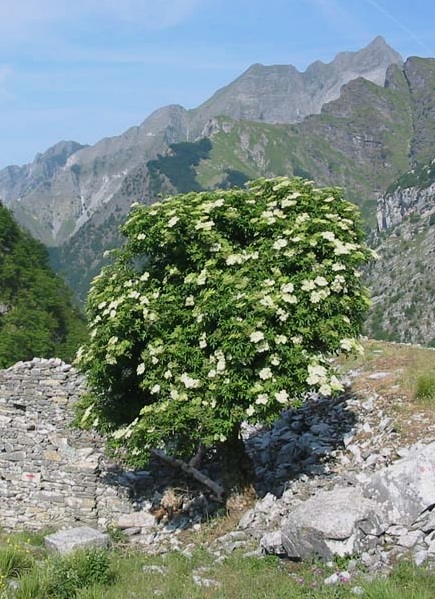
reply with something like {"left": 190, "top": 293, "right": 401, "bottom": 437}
{"left": 194, "top": 37, "right": 402, "bottom": 126}
{"left": 369, "top": 35, "right": 392, "bottom": 49}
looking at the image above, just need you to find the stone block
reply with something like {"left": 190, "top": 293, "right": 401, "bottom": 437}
{"left": 116, "top": 511, "right": 156, "bottom": 530}
{"left": 44, "top": 526, "right": 109, "bottom": 554}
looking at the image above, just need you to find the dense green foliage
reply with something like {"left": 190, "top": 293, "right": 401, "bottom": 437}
{"left": 0, "top": 202, "right": 86, "bottom": 367}
{"left": 148, "top": 138, "right": 212, "bottom": 194}
{"left": 76, "top": 177, "right": 372, "bottom": 467}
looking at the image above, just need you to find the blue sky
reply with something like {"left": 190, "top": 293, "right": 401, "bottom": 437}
{"left": 0, "top": 0, "right": 434, "bottom": 168}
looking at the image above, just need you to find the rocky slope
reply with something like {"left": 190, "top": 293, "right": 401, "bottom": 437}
{"left": 364, "top": 159, "right": 435, "bottom": 345}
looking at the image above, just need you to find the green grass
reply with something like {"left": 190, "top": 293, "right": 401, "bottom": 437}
{"left": 415, "top": 372, "right": 435, "bottom": 406}
{"left": 2, "top": 530, "right": 435, "bottom": 599}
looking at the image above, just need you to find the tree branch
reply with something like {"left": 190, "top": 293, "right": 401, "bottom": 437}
{"left": 151, "top": 449, "right": 225, "bottom": 500}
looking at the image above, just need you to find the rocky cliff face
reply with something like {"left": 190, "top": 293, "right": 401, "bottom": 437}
{"left": 377, "top": 159, "right": 435, "bottom": 230}
{"left": 365, "top": 160, "right": 435, "bottom": 345}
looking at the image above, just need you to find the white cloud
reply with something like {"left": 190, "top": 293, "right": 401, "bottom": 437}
{"left": 0, "top": 0, "right": 204, "bottom": 39}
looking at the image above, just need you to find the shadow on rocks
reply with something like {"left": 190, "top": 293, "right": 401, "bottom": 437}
{"left": 98, "top": 391, "right": 358, "bottom": 535}
{"left": 244, "top": 391, "right": 358, "bottom": 498}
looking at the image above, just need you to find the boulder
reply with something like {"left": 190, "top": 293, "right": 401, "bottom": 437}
{"left": 364, "top": 442, "right": 435, "bottom": 526}
{"left": 281, "top": 487, "right": 385, "bottom": 560}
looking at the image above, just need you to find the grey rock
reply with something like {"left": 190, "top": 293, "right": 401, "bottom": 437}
{"left": 44, "top": 526, "right": 109, "bottom": 554}
{"left": 397, "top": 530, "right": 424, "bottom": 548}
{"left": 142, "top": 565, "right": 169, "bottom": 574}
{"left": 281, "top": 487, "right": 384, "bottom": 560}
{"left": 364, "top": 442, "right": 435, "bottom": 526}
{"left": 260, "top": 531, "right": 286, "bottom": 556}
{"left": 116, "top": 511, "right": 156, "bottom": 530}
{"left": 192, "top": 575, "right": 221, "bottom": 588}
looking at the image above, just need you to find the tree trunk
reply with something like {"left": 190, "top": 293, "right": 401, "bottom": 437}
{"left": 217, "top": 424, "right": 254, "bottom": 494}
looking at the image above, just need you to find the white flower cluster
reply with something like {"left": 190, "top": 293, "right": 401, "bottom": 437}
{"left": 180, "top": 373, "right": 201, "bottom": 389}
{"left": 201, "top": 198, "right": 225, "bottom": 212}
{"left": 250, "top": 331, "right": 265, "bottom": 343}
{"left": 306, "top": 362, "right": 344, "bottom": 396}
{"left": 225, "top": 251, "right": 259, "bottom": 266}
{"left": 195, "top": 220, "right": 215, "bottom": 231}
{"left": 167, "top": 216, "right": 179, "bottom": 228}
{"left": 340, "top": 338, "right": 364, "bottom": 354}
{"left": 112, "top": 417, "right": 138, "bottom": 440}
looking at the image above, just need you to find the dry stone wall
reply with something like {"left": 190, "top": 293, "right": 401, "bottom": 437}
{"left": 0, "top": 357, "right": 133, "bottom": 530}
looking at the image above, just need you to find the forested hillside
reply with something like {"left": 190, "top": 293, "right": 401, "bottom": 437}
{"left": 0, "top": 203, "right": 86, "bottom": 367}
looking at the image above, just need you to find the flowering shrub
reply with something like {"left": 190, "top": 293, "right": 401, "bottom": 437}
{"left": 76, "top": 177, "right": 373, "bottom": 466}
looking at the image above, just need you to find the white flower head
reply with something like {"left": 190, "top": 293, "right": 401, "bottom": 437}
{"left": 137, "top": 363, "right": 145, "bottom": 375}
{"left": 216, "top": 358, "right": 226, "bottom": 372}
{"left": 306, "top": 363, "right": 328, "bottom": 385}
{"left": 301, "top": 279, "right": 316, "bottom": 292}
{"left": 282, "top": 293, "right": 298, "bottom": 304}
{"left": 256, "top": 341, "right": 269, "bottom": 353}
{"left": 167, "top": 216, "right": 179, "bottom": 228}
{"left": 310, "top": 289, "right": 330, "bottom": 303}
{"left": 276, "top": 308, "right": 289, "bottom": 322}
{"left": 318, "top": 383, "right": 332, "bottom": 396}
{"left": 255, "top": 394, "right": 269, "bottom": 405}
{"left": 320, "top": 231, "right": 336, "bottom": 241}
{"left": 195, "top": 220, "right": 215, "bottom": 231}
{"left": 259, "top": 367, "right": 273, "bottom": 380}
{"left": 275, "top": 389, "right": 289, "bottom": 404}
{"left": 281, "top": 282, "right": 294, "bottom": 294}
{"left": 332, "top": 262, "right": 346, "bottom": 272}
{"left": 314, "top": 276, "right": 328, "bottom": 287}
{"left": 226, "top": 254, "right": 243, "bottom": 266}
{"left": 275, "top": 335, "right": 288, "bottom": 345}
{"left": 246, "top": 405, "right": 255, "bottom": 417}
{"left": 250, "top": 331, "right": 265, "bottom": 343}
{"left": 260, "top": 295, "right": 275, "bottom": 308}
{"left": 197, "top": 269, "right": 208, "bottom": 285}
{"left": 180, "top": 373, "right": 201, "bottom": 389}
{"left": 330, "top": 375, "right": 344, "bottom": 392}
{"left": 273, "top": 238, "right": 288, "bottom": 250}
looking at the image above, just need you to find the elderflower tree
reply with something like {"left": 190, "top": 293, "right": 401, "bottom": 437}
{"left": 76, "top": 177, "right": 372, "bottom": 466}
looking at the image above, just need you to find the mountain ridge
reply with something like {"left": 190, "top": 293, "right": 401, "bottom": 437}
{"left": 0, "top": 36, "right": 402, "bottom": 246}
